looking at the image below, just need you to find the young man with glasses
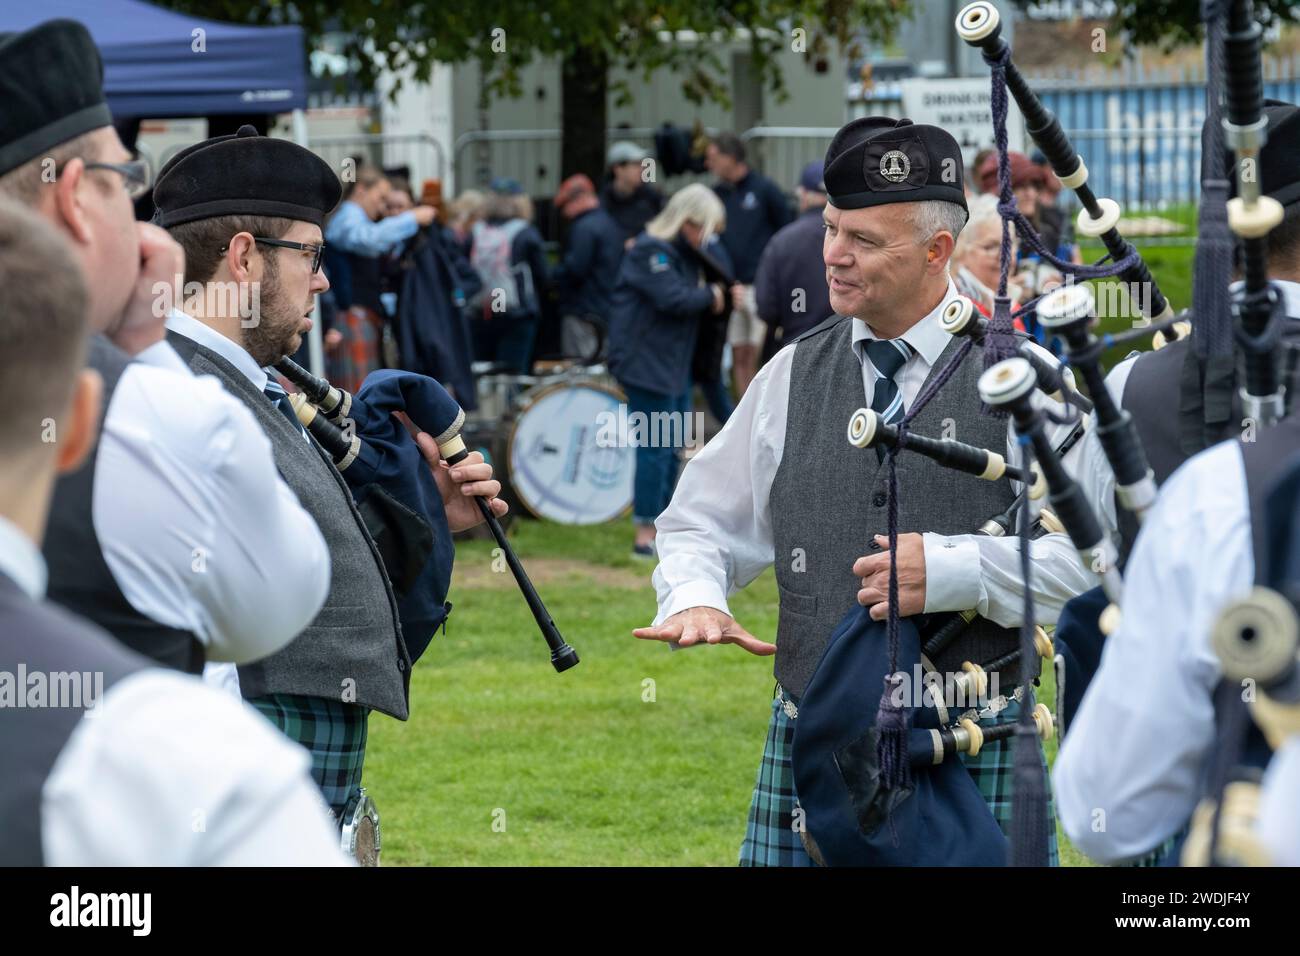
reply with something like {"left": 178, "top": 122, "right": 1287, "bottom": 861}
{"left": 0, "top": 19, "right": 331, "bottom": 677}
{"left": 153, "top": 124, "right": 506, "bottom": 828}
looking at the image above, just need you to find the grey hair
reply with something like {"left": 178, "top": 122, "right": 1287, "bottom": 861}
{"left": 912, "top": 199, "right": 968, "bottom": 245}
{"left": 952, "top": 193, "right": 1018, "bottom": 265}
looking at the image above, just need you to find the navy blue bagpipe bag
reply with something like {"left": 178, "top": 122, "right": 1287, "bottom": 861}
{"left": 340, "top": 369, "right": 458, "bottom": 663}
{"left": 791, "top": 604, "right": 1009, "bottom": 866}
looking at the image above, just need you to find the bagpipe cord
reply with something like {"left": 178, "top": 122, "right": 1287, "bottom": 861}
{"left": 876, "top": 337, "right": 975, "bottom": 791}
{"left": 984, "top": 43, "right": 1144, "bottom": 399}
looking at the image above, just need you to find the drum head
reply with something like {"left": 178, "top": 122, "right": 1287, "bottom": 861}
{"left": 504, "top": 381, "right": 634, "bottom": 525}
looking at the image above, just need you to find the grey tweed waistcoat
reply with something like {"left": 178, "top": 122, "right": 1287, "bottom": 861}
{"left": 166, "top": 331, "right": 411, "bottom": 719}
{"left": 770, "top": 315, "right": 1021, "bottom": 699}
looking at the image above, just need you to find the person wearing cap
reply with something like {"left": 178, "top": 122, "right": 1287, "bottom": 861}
{"left": 977, "top": 149, "right": 1080, "bottom": 283}
{"left": 0, "top": 197, "right": 348, "bottom": 866}
{"left": 323, "top": 163, "right": 439, "bottom": 392}
{"left": 753, "top": 160, "right": 834, "bottom": 360}
{"left": 151, "top": 124, "right": 506, "bottom": 825}
{"left": 635, "top": 117, "right": 1094, "bottom": 866}
{"left": 601, "top": 141, "right": 665, "bottom": 243}
{"left": 468, "top": 178, "right": 549, "bottom": 375}
{"left": 0, "top": 19, "right": 329, "bottom": 676}
{"left": 706, "top": 132, "right": 796, "bottom": 398}
{"left": 553, "top": 173, "right": 625, "bottom": 362}
{"left": 1055, "top": 101, "right": 1300, "bottom": 865}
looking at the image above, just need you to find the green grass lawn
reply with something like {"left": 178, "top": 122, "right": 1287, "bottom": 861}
{"left": 364, "top": 517, "right": 1093, "bottom": 866}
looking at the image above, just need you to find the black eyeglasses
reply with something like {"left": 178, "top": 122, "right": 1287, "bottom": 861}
{"left": 56, "top": 158, "right": 152, "bottom": 199}
{"left": 251, "top": 237, "right": 326, "bottom": 274}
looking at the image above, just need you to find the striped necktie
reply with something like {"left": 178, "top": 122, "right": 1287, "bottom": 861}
{"left": 864, "top": 338, "right": 914, "bottom": 461}
{"left": 263, "top": 378, "right": 310, "bottom": 441}
{"left": 865, "top": 338, "right": 914, "bottom": 424}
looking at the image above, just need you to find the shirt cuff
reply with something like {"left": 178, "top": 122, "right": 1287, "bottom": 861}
{"left": 921, "top": 532, "right": 982, "bottom": 614}
{"left": 654, "top": 579, "right": 732, "bottom": 626}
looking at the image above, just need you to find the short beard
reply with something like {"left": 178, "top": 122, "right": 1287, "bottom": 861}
{"left": 242, "top": 255, "right": 300, "bottom": 366}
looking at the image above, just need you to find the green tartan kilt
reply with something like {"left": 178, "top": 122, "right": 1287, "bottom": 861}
{"left": 248, "top": 693, "right": 369, "bottom": 822}
{"left": 739, "top": 690, "right": 1060, "bottom": 866}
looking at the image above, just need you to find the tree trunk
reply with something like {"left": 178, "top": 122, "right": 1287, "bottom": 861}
{"left": 561, "top": 46, "right": 609, "bottom": 189}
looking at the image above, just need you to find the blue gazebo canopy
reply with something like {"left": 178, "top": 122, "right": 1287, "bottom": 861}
{"left": 0, "top": 0, "right": 307, "bottom": 118}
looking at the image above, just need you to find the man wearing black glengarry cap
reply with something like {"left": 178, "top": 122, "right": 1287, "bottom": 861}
{"left": 152, "top": 125, "right": 507, "bottom": 829}
{"left": 636, "top": 117, "right": 1092, "bottom": 866}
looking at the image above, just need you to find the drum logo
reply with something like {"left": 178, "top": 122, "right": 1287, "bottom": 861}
{"left": 879, "top": 149, "right": 911, "bottom": 183}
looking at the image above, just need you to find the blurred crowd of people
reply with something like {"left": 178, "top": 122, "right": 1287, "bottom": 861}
{"left": 307, "top": 133, "right": 1086, "bottom": 556}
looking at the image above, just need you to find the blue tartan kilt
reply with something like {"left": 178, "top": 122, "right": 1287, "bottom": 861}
{"left": 739, "top": 691, "right": 1060, "bottom": 867}
{"left": 248, "top": 693, "right": 369, "bottom": 822}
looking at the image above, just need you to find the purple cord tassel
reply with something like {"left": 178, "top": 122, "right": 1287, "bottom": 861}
{"left": 875, "top": 446, "right": 912, "bottom": 793}
{"left": 875, "top": 671, "right": 911, "bottom": 792}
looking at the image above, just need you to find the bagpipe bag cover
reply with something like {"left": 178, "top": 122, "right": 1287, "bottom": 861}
{"left": 791, "top": 604, "right": 1008, "bottom": 866}
{"left": 347, "top": 369, "right": 458, "bottom": 663}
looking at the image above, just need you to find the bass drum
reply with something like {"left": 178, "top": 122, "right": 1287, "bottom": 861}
{"left": 497, "top": 380, "right": 634, "bottom": 524}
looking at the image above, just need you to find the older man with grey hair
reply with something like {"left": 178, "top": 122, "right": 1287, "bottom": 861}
{"left": 634, "top": 116, "right": 1095, "bottom": 866}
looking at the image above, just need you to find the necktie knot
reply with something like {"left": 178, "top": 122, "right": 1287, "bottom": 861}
{"left": 864, "top": 338, "right": 913, "bottom": 381}
{"left": 264, "top": 378, "right": 309, "bottom": 439}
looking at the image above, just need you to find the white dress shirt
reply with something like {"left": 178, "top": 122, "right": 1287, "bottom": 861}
{"left": 1053, "top": 439, "right": 1252, "bottom": 864}
{"left": 0, "top": 516, "right": 347, "bottom": 866}
{"left": 653, "top": 281, "right": 1099, "bottom": 630}
{"left": 1073, "top": 279, "right": 1300, "bottom": 539}
{"left": 1258, "top": 737, "right": 1300, "bottom": 865}
{"left": 164, "top": 310, "right": 327, "bottom": 695}
{"left": 87, "top": 322, "right": 328, "bottom": 666}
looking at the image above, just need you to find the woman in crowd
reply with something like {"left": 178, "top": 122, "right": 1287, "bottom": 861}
{"left": 607, "top": 184, "right": 735, "bottom": 558}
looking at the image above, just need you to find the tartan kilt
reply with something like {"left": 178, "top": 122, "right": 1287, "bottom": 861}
{"left": 739, "top": 691, "right": 1060, "bottom": 866}
{"left": 248, "top": 693, "right": 369, "bottom": 821}
{"left": 327, "top": 305, "right": 382, "bottom": 395}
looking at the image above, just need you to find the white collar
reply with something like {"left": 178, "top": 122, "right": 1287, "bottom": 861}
{"left": 0, "top": 514, "right": 47, "bottom": 600}
{"left": 166, "top": 309, "right": 269, "bottom": 392}
{"left": 851, "top": 279, "right": 960, "bottom": 370}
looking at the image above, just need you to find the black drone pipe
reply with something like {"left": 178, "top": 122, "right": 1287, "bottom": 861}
{"left": 979, "top": 356, "right": 1123, "bottom": 602}
{"left": 1036, "top": 283, "right": 1158, "bottom": 523}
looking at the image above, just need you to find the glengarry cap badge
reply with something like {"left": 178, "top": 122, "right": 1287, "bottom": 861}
{"left": 879, "top": 149, "right": 911, "bottom": 183}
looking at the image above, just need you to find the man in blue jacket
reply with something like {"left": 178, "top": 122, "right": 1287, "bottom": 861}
{"left": 553, "top": 174, "right": 625, "bottom": 362}
{"left": 707, "top": 132, "right": 794, "bottom": 396}
{"left": 754, "top": 161, "right": 834, "bottom": 362}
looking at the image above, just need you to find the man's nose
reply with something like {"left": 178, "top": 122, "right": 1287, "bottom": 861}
{"left": 824, "top": 232, "right": 852, "bottom": 267}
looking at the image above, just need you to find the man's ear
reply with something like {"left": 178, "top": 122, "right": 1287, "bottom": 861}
{"left": 52, "top": 158, "right": 94, "bottom": 246}
{"left": 56, "top": 369, "right": 102, "bottom": 476}
{"left": 927, "top": 231, "right": 956, "bottom": 273}
{"left": 225, "top": 232, "right": 257, "bottom": 283}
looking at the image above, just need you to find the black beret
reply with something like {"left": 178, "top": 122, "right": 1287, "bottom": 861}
{"left": 153, "top": 125, "right": 342, "bottom": 228}
{"left": 0, "top": 19, "right": 113, "bottom": 177}
{"left": 1218, "top": 101, "right": 1300, "bottom": 210}
{"left": 823, "top": 117, "right": 967, "bottom": 213}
